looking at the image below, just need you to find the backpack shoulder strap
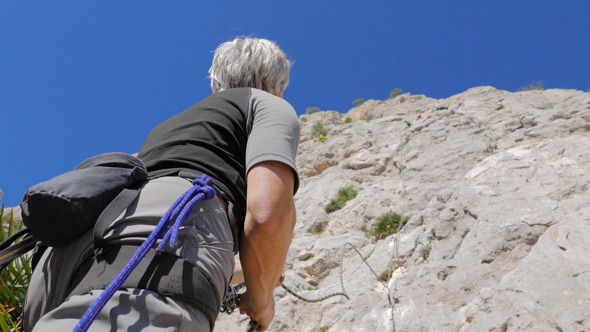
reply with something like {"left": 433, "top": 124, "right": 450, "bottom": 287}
{"left": 0, "top": 229, "right": 36, "bottom": 271}
{"left": 93, "top": 183, "right": 144, "bottom": 251}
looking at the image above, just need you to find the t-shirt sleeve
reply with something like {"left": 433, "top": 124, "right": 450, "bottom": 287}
{"left": 246, "top": 88, "right": 300, "bottom": 194}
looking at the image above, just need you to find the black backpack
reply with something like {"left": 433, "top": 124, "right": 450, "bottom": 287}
{"left": 0, "top": 152, "right": 148, "bottom": 270}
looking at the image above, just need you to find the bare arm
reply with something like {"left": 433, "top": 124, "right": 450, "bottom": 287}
{"left": 231, "top": 258, "right": 285, "bottom": 286}
{"left": 238, "top": 161, "right": 296, "bottom": 331}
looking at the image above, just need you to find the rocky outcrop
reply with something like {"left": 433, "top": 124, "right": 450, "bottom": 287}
{"left": 216, "top": 87, "right": 590, "bottom": 331}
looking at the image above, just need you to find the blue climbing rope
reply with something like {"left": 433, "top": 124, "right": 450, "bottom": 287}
{"left": 74, "top": 174, "right": 217, "bottom": 332}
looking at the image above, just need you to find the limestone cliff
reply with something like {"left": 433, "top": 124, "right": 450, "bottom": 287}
{"left": 217, "top": 87, "right": 590, "bottom": 331}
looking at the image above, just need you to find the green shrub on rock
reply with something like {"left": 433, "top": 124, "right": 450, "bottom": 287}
{"left": 366, "top": 212, "right": 409, "bottom": 240}
{"left": 325, "top": 186, "right": 358, "bottom": 213}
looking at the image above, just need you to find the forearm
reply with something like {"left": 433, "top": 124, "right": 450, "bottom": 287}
{"left": 239, "top": 204, "right": 295, "bottom": 305}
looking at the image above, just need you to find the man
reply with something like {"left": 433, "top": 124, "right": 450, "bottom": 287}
{"left": 24, "top": 37, "right": 299, "bottom": 331}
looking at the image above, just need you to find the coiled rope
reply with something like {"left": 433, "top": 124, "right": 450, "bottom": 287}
{"left": 74, "top": 174, "right": 216, "bottom": 332}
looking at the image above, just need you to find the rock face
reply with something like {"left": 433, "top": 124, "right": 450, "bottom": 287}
{"left": 215, "top": 87, "right": 590, "bottom": 332}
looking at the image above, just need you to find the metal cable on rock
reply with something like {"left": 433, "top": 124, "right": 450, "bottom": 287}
{"left": 280, "top": 242, "right": 390, "bottom": 303}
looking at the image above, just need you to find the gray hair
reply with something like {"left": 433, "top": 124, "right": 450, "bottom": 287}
{"left": 208, "top": 37, "right": 292, "bottom": 94}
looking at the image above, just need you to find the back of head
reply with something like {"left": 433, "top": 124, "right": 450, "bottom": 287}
{"left": 208, "top": 37, "right": 292, "bottom": 95}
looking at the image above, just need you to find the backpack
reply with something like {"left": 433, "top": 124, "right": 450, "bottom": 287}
{"left": 0, "top": 152, "right": 148, "bottom": 270}
{"left": 2, "top": 152, "right": 223, "bottom": 330}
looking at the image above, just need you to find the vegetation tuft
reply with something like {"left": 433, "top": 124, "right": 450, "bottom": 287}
{"left": 420, "top": 245, "right": 432, "bottom": 261}
{"left": 389, "top": 88, "right": 402, "bottom": 99}
{"left": 312, "top": 122, "right": 329, "bottom": 138}
{"left": 366, "top": 212, "right": 409, "bottom": 240}
{"left": 0, "top": 205, "right": 31, "bottom": 332}
{"left": 352, "top": 98, "right": 364, "bottom": 107}
{"left": 325, "top": 186, "right": 358, "bottom": 213}
{"left": 517, "top": 80, "right": 544, "bottom": 92}
{"left": 306, "top": 107, "right": 320, "bottom": 114}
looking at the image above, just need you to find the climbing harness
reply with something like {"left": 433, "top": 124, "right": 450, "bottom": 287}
{"left": 74, "top": 174, "right": 217, "bottom": 332}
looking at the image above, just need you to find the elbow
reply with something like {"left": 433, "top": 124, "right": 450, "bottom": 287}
{"left": 245, "top": 202, "right": 296, "bottom": 238}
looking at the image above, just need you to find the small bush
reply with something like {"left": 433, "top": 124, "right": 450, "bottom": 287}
{"left": 517, "top": 80, "right": 544, "bottom": 91}
{"left": 306, "top": 107, "right": 320, "bottom": 114}
{"left": 404, "top": 120, "right": 412, "bottom": 127}
{"left": 345, "top": 117, "right": 352, "bottom": 123}
{"left": 308, "top": 229, "right": 324, "bottom": 235}
{"left": 1, "top": 205, "right": 32, "bottom": 331}
{"left": 496, "top": 105, "right": 505, "bottom": 110}
{"left": 325, "top": 186, "right": 358, "bottom": 213}
{"left": 300, "top": 116, "right": 308, "bottom": 122}
{"left": 312, "top": 122, "right": 329, "bottom": 138}
{"left": 366, "top": 212, "right": 409, "bottom": 240}
{"left": 389, "top": 88, "right": 402, "bottom": 99}
{"left": 352, "top": 98, "right": 364, "bottom": 107}
{"left": 420, "top": 245, "right": 431, "bottom": 260}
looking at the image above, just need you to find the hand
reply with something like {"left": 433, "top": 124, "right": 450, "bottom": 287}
{"left": 237, "top": 274, "right": 284, "bottom": 331}
{"left": 238, "top": 291, "right": 275, "bottom": 331}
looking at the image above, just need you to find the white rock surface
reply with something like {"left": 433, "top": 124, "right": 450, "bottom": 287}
{"left": 216, "top": 87, "right": 590, "bottom": 331}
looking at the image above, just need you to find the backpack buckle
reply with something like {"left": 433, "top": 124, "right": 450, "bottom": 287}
{"left": 92, "top": 247, "right": 104, "bottom": 259}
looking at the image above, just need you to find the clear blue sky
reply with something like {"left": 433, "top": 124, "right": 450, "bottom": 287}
{"left": 1, "top": 1, "right": 589, "bottom": 207}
